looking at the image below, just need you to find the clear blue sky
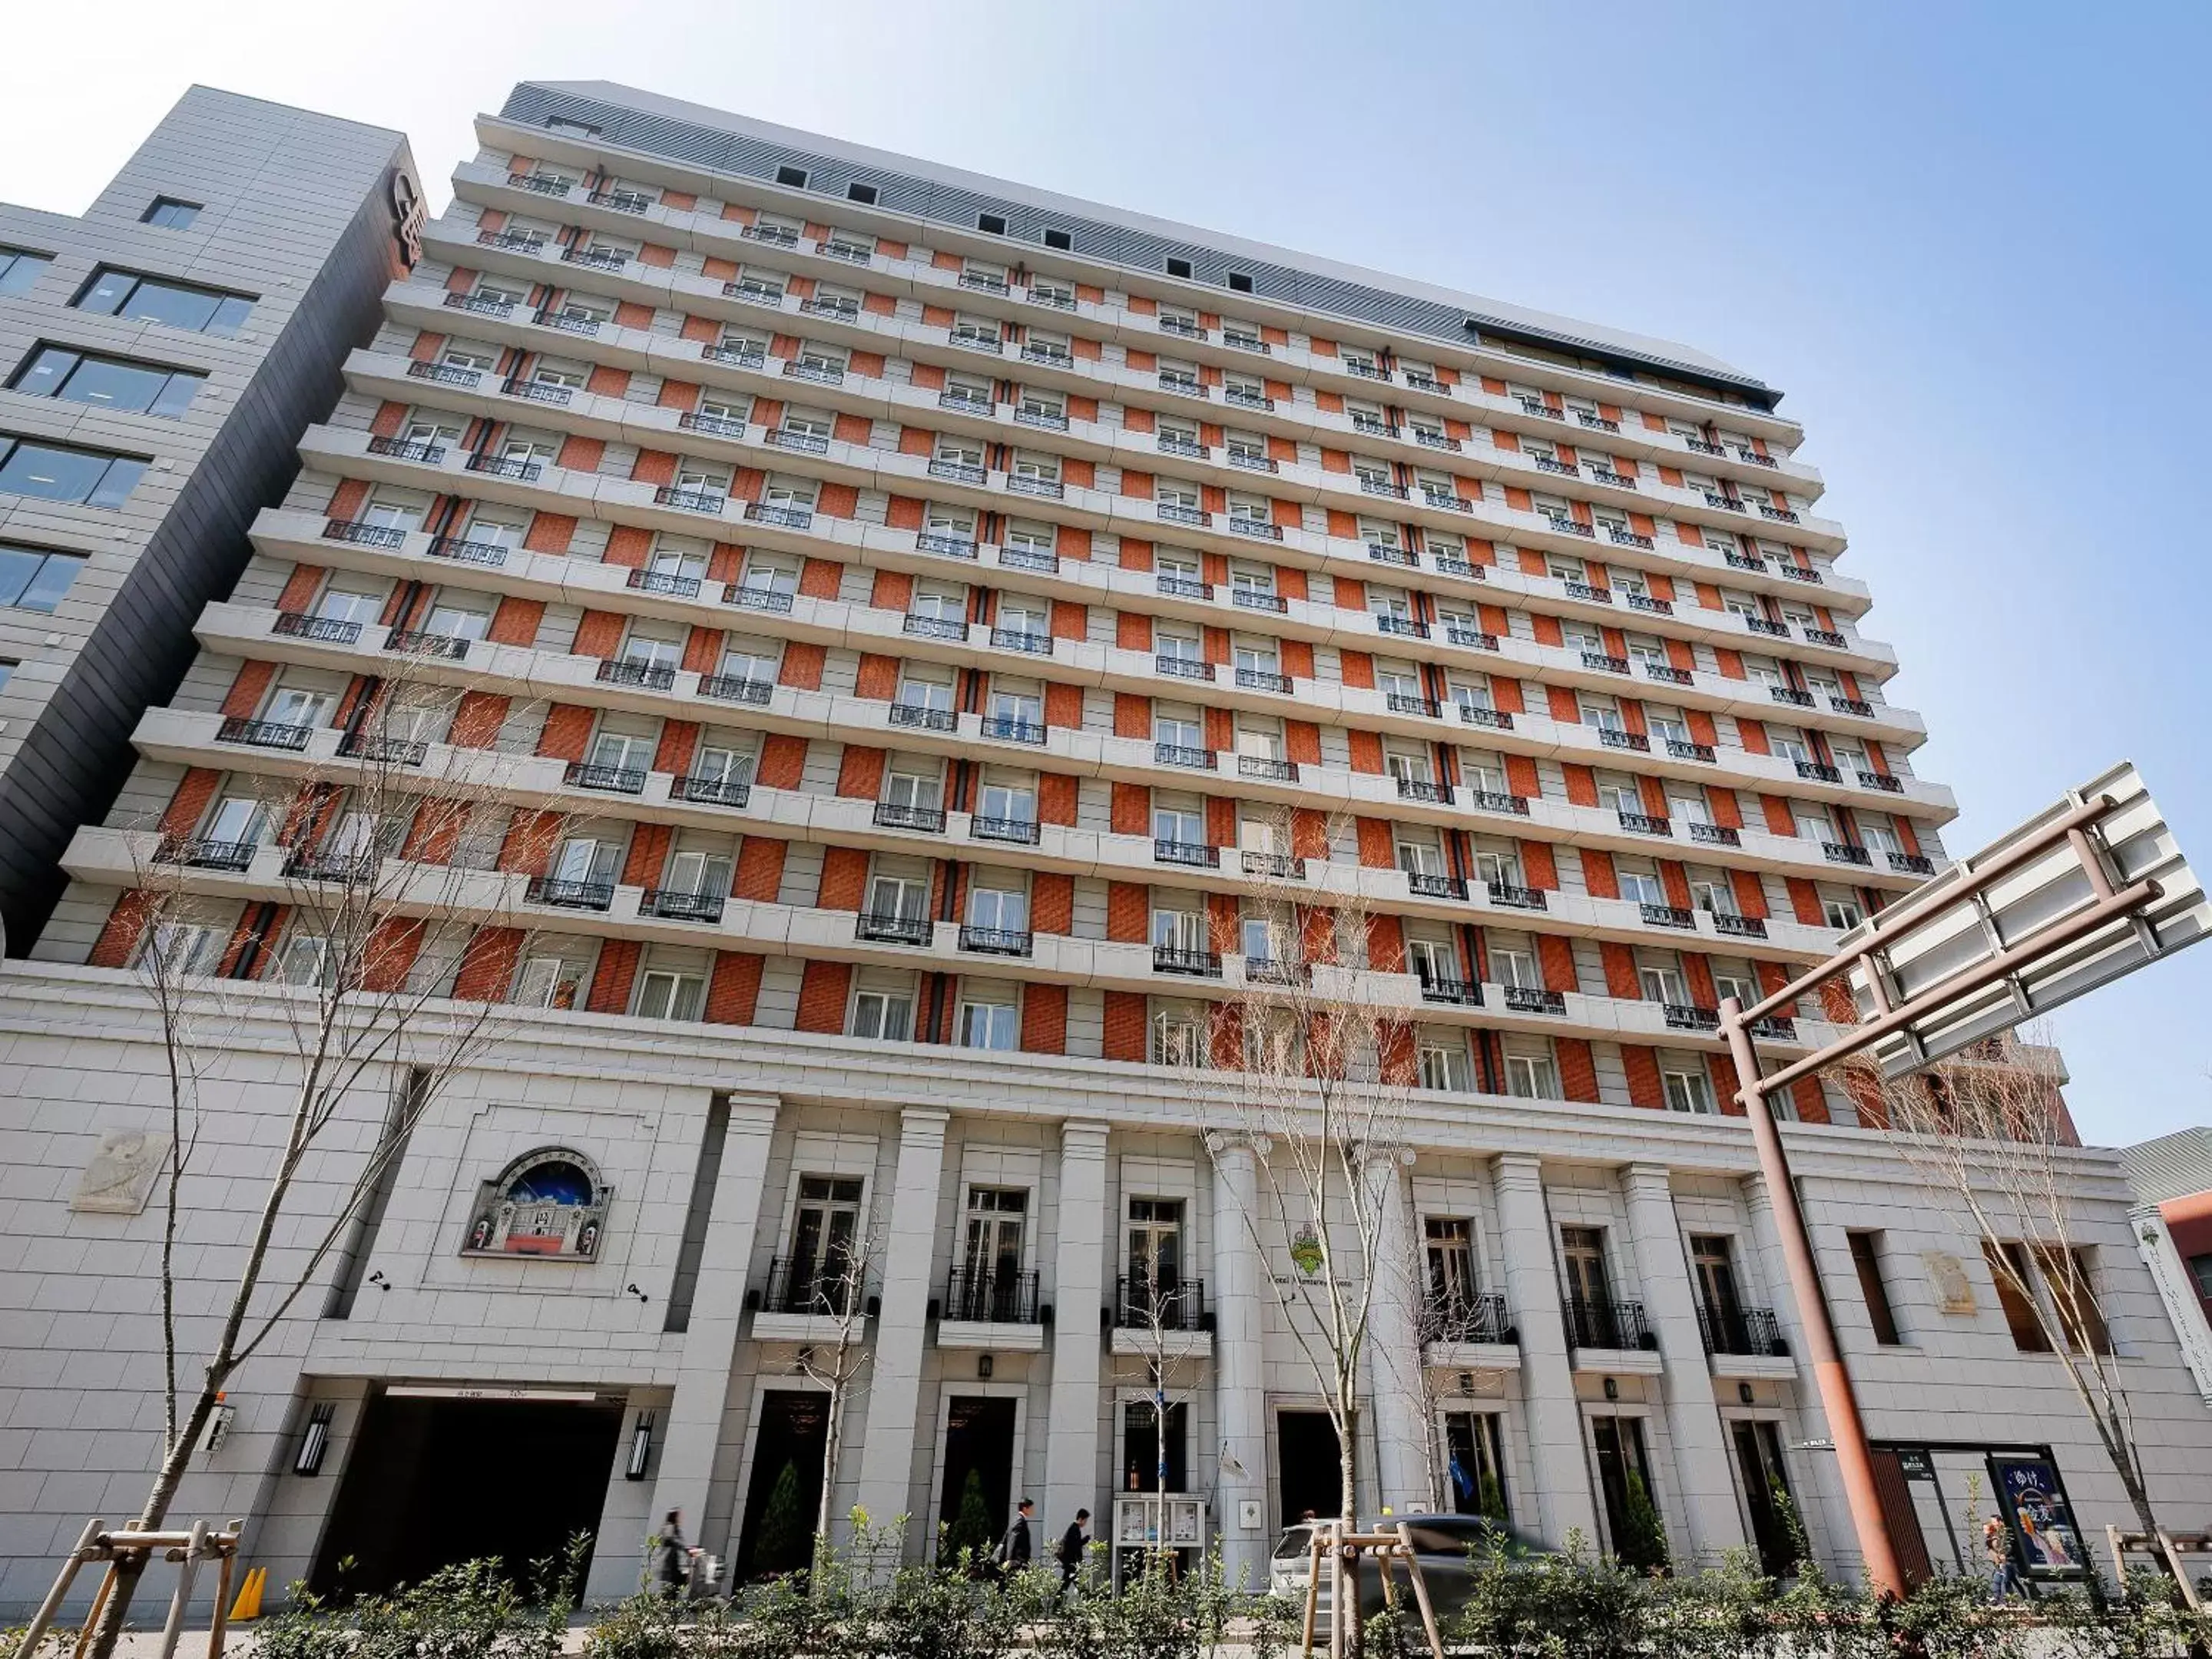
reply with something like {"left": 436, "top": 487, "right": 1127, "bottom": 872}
{"left": 7, "top": 0, "right": 2207, "bottom": 1145}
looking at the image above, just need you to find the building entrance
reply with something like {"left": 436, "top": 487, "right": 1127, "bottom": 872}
{"left": 1277, "top": 1410, "right": 1344, "bottom": 1525}
{"left": 736, "top": 1391, "right": 829, "bottom": 1580}
{"left": 310, "top": 1390, "right": 624, "bottom": 1595}
{"left": 937, "top": 1396, "right": 1016, "bottom": 1563}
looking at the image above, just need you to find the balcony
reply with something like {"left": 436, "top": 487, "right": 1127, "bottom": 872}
{"left": 1376, "top": 614, "right": 1429, "bottom": 640}
{"left": 444, "top": 291, "right": 515, "bottom": 318}
{"left": 323, "top": 517, "right": 407, "bottom": 548}
{"left": 1154, "top": 743, "right": 1216, "bottom": 771}
{"left": 1468, "top": 790, "right": 1529, "bottom": 819}
{"left": 1795, "top": 760, "right": 1843, "bottom": 783}
{"left": 366, "top": 435, "right": 443, "bottom": 465}
{"left": 1343, "top": 359, "right": 1389, "bottom": 382}
{"left": 1422, "top": 1290, "right": 1513, "bottom": 1345}
{"left": 916, "top": 531, "right": 978, "bottom": 561}
{"left": 336, "top": 732, "right": 425, "bottom": 766}
{"left": 727, "top": 585, "right": 796, "bottom": 616}
{"left": 1227, "top": 449, "right": 1277, "bottom": 473}
{"left": 1583, "top": 653, "right": 1633, "bottom": 677}
{"left": 1006, "top": 473, "right": 1064, "bottom": 499}
{"left": 468, "top": 449, "right": 545, "bottom": 478}
{"left": 1487, "top": 882, "right": 1546, "bottom": 911}
{"left": 1664, "top": 1003, "right": 1721, "bottom": 1032}
{"left": 1889, "top": 851, "right": 1936, "bottom": 876}
{"left": 1367, "top": 542, "right": 1417, "bottom": 568}
{"left": 559, "top": 246, "right": 628, "bottom": 272}
{"left": 726, "top": 282, "right": 784, "bottom": 307}
{"left": 1561, "top": 580, "right": 1611, "bottom": 605}
{"left": 1157, "top": 433, "right": 1207, "bottom": 460}
{"left": 1575, "top": 410, "right": 1621, "bottom": 434}
{"left": 1435, "top": 556, "right": 1484, "bottom": 582}
{"left": 563, "top": 760, "right": 647, "bottom": 795}
{"left": 1516, "top": 396, "right": 1562, "bottom": 420}
{"left": 1020, "top": 344, "right": 1073, "bottom": 369}
{"left": 939, "top": 389, "right": 995, "bottom": 416}
{"left": 1159, "top": 373, "right": 1208, "bottom": 399}
{"left": 697, "top": 674, "right": 774, "bottom": 705}
{"left": 527, "top": 876, "right": 614, "bottom": 912}
{"left": 598, "top": 658, "right": 677, "bottom": 690}
{"left": 1770, "top": 685, "right": 1816, "bottom": 709}
{"left": 1640, "top": 903, "right": 1695, "bottom": 931}
{"left": 385, "top": 628, "right": 469, "bottom": 660}
{"left": 979, "top": 715, "right": 1046, "bottom": 745}
{"left": 889, "top": 703, "right": 959, "bottom": 733}
{"left": 655, "top": 486, "right": 727, "bottom": 516}
{"left": 408, "top": 360, "right": 482, "bottom": 388}
{"left": 942, "top": 1267, "right": 1039, "bottom": 1325}
{"left": 1156, "top": 502, "right": 1210, "bottom": 528}
{"left": 1823, "top": 842, "right": 1873, "bottom": 868}
{"left": 1237, "top": 753, "right": 1297, "bottom": 782}
{"left": 1396, "top": 777, "right": 1453, "bottom": 805}
{"left": 1618, "top": 811, "right": 1672, "bottom": 838}
{"left": 796, "top": 298, "right": 858, "bottom": 324}
{"left": 1157, "top": 574, "right": 1212, "bottom": 601}
{"left": 990, "top": 628, "right": 1053, "bottom": 657}
{"left": 1225, "top": 386, "right": 1274, "bottom": 412}
{"left": 1697, "top": 1305, "right": 1789, "bottom": 1359}
{"left": 1418, "top": 975, "right": 1482, "bottom": 1008}
{"left": 959, "top": 269, "right": 1010, "bottom": 296}
{"left": 1705, "top": 492, "right": 1746, "bottom": 512}
{"left": 1833, "top": 695, "right": 1877, "bottom": 719}
{"left": 1358, "top": 476, "right": 1409, "bottom": 500}
{"left": 1386, "top": 694, "right": 1442, "bottom": 720}
{"left": 1684, "top": 436, "right": 1726, "bottom": 457}
{"left": 1413, "top": 429, "right": 1462, "bottom": 453}
{"left": 1351, "top": 416, "right": 1401, "bottom": 439}
{"left": 1154, "top": 839, "right": 1220, "bottom": 869}
{"left": 765, "top": 425, "right": 830, "bottom": 452}
{"left": 157, "top": 836, "right": 256, "bottom": 871}
{"left": 1710, "top": 912, "right": 1767, "bottom": 941}
{"left": 1563, "top": 1298, "right": 1654, "bottom": 1352}
{"left": 1224, "top": 330, "right": 1270, "bottom": 354}
{"left": 874, "top": 801, "right": 947, "bottom": 834}
{"left": 1459, "top": 704, "right": 1515, "bottom": 734}
{"left": 644, "top": 889, "right": 726, "bottom": 925}
{"left": 1724, "top": 550, "right": 1768, "bottom": 574}
{"left": 740, "top": 223, "right": 800, "bottom": 249}
{"left": 587, "top": 187, "right": 651, "bottom": 214}
{"left": 1244, "top": 956, "right": 1306, "bottom": 987}
{"left": 1777, "top": 564, "right": 1824, "bottom": 585}
{"left": 1588, "top": 469, "right": 1635, "bottom": 490}
{"left": 1407, "top": 872, "right": 1468, "bottom": 901}
{"left": 1502, "top": 985, "right": 1565, "bottom": 1015}
{"left": 928, "top": 457, "right": 987, "bottom": 487}
{"left": 630, "top": 567, "right": 702, "bottom": 599}
{"left": 1750, "top": 1015, "right": 1798, "bottom": 1041}
{"left": 1531, "top": 455, "right": 1575, "bottom": 478}
{"left": 1116, "top": 1275, "right": 1208, "bottom": 1332}
{"left": 1153, "top": 944, "right": 1221, "bottom": 977}
{"left": 1147, "top": 653, "right": 1210, "bottom": 686}
{"left": 1000, "top": 543, "right": 1059, "bottom": 575}
{"left": 1689, "top": 822, "right": 1741, "bottom": 848}
{"left": 949, "top": 329, "right": 1003, "bottom": 354}
{"left": 702, "top": 343, "right": 766, "bottom": 370}
{"left": 1757, "top": 504, "right": 1801, "bottom": 525}
{"left": 1224, "top": 515, "right": 1282, "bottom": 541}
{"left": 1402, "top": 372, "right": 1448, "bottom": 396}
{"left": 1023, "top": 286, "right": 1076, "bottom": 311}
{"left": 972, "top": 815, "right": 1040, "bottom": 845}
{"left": 745, "top": 502, "right": 814, "bottom": 531}
{"left": 1547, "top": 515, "right": 1596, "bottom": 540}
{"left": 758, "top": 1256, "right": 859, "bottom": 1319}
{"left": 673, "top": 773, "right": 750, "bottom": 808}
{"left": 856, "top": 911, "right": 932, "bottom": 946}
{"left": 427, "top": 534, "right": 509, "bottom": 568}
{"left": 1242, "top": 852, "right": 1304, "bottom": 881}
{"left": 538, "top": 310, "right": 602, "bottom": 336}
{"left": 216, "top": 717, "right": 312, "bottom": 751}
{"left": 273, "top": 612, "right": 362, "bottom": 645}
{"left": 958, "top": 926, "right": 1034, "bottom": 959}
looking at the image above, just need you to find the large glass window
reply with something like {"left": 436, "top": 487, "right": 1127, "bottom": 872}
{"left": 11, "top": 347, "right": 203, "bottom": 416}
{"left": 0, "top": 438, "right": 147, "bottom": 507}
{"left": 0, "top": 248, "right": 52, "bottom": 297}
{"left": 0, "top": 544, "right": 85, "bottom": 612}
{"left": 74, "top": 267, "right": 253, "bottom": 335}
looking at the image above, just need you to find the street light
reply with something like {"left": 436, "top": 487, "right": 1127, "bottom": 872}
{"left": 1718, "top": 761, "right": 2209, "bottom": 1601}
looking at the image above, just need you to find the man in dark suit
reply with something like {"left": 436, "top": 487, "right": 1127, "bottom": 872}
{"left": 996, "top": 1498, "right": 1035, "bottom": 1581}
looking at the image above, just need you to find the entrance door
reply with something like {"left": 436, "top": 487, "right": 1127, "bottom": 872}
{"left": 1590, "top": 1415, "right": 1663, "bottom": 1571}
{"left": 1730, "top": 1419, "right": 1799, "bottom": 1577}
{"left": 937, "top": 1396, "right": 1017, "bottom": 1566}
{"left": 310, "top": 1392, "right": 624, "bottom": 1595}
{"left": 1442, "top": 1412, "right": 1508, "bottom": 1520}
{"left": 1122, "top": 1400, "right": 1188, "bottom": 1493}
{"left": 1868, "top": 1449, "right": 1936, "bottom": 1588}
{"left": 735, "top": 1391, "right": 830, "bottom": 1580}
{"left": 1277, "top": 1410, "right": 1344, "bottom": 1525}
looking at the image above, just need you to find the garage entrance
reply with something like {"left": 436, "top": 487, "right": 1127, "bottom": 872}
{"left": 311, "top": 1390, "right": 624, "bottom": 1595}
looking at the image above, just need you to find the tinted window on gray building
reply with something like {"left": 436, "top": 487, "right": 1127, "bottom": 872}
{"left": 74, "top": 268, "right": 253, "bottom": 336}
{"left": 0, "top": 437, "right": 147, "bottom": 507}
{"left": 0, "top": 545, "right": 86, "bottom": 612}
{"left": 0, "top": 248, "right": 51, "bottom": 297}
{"left": 12, "top": 346, "right": 204, "bottom": 417}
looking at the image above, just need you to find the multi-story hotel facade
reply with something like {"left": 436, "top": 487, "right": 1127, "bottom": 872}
{"left": 4, "top": 80, "right": 2209, "bottom": 1611}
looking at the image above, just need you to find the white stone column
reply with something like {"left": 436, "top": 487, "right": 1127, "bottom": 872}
{"left": 1363, "top": 1146, "right": 1430, "bottom": 1516}
{"left": 1489, "top": 1152, "right": 1598, "bottom": 1546}
{"left": 1043, "top": 1121, "right": 1111, "bottom": 1537}
{"left": 2131, "top": 1200, "right": 2212, "bottom": 1407}
{"left": 1207, "top": 1134, "right": 1270, "bottom": 1591}
{"left": 648, "top": 1094, "right": 780, "bottom": 1549}
{"left": 1743, "top": 1171, "right": 1858, "bottom": 1571}
{"left": 855, "top": 1108, "right": 950, "bottom": 1536}
{"left": 1621, "top": 1161, "right": 1744, "bottom": 1561}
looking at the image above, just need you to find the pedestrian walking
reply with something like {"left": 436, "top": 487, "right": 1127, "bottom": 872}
{"left": 995, "top": 1498, "right": 1035, "bottom": 1582}
{"left": 1058, "top": 1508, "right": 1091, "bottom": 1588}
{"left": 1985, "top": 1515, "right": 2019, "bottom": 1602}
{"left": 658, "top": 1508, "right": 698, "bottom": 1600}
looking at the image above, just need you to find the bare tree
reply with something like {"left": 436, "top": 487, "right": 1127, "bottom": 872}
{"left": 1843, "top": 1025, "right": 2191, "bottom": 1588}
{"left": 84, "top": 672, "right": 555, "bottom": 1655}
{"left": 1181, "top": 806, "right": 1429, "bottom": 1528}
{"left": 790, "top": 1219, "right": 881, "bottom": 1581}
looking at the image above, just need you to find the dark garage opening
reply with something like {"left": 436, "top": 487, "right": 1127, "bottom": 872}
{"left": 1277, "top": 1409, "right": 1344, "bottom": 1526}
{"left": 311, "top": 1392, "right": 624, "bottom": 1596}
{"left": 735, "top": 1390, "right": 829, "bottom": 1580}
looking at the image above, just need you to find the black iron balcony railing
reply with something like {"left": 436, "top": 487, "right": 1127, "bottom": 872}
{"left": 1225, "top": 385, "right": 1274, "bottom": 410}
{"left": 702, "top": 342, "right": 767, "bottom": 370}
{"left": 1225, "top": 515, "right": 1283, "bottom": 541}
{"left": 1561, "top": 579, "right": 1612, "bottom": 605}
{"left": 386, "top": 628, "right": 469, "bottom": 660}
{"left": 468, "top": 449, "right": 545, "bottom": 478}
{"left": 588, "top": 187, "right": 652, "bottom": 214}
{"left": 726, "top": 584, "right": 795, "bottom": 615}
{"left": 998, "top": 543, "right": 1058, "bottom": 574}
{"left": 408, "top": 359, "right": 483, "bottom": 387}
{"left": 745, "top": 502, "right": 813, "bottom": 530}
{"left": 674, "top": 773, "right": 750, "bottom": 808}
{"left": 336, "top": 732, "right": 426, "bottom": 767}
{"left": 1487, "top": 882, "right": 1547, "bottom": 911}
{"left": 1597, "top": 727, "right": 1648, "bottom": 751}
{"left": 942, "top": 1267, "right": 1041, "bottom": 1324}
{"left": 980, "top": 715, "right": 1045, "bottom": 745}
{"left": 159, "top": 836, "right": 257, "bottom": 871}
{"left": 856, "top": 911, "right": 932, "bottom": 946}
{"left": 1697, "top": 1305, "right": 1790, "bottom": 1358}
{"left": 874, "top": 801, "right": 946, "bottom": 834}
{"left": 217, "top": 717, "right": 313, "bottom": 750}
{"left": 644, "top": 889, "right": 726, "bottom": 925}
{"left": 598, "top": 658, "right": 677, "bottom": 690}
{"left": 1237, "top": 670, "right": 1294, "bottom": 698}
{"left": 1778, "top": 563, "right": 1826, "bottom": 585}
{"left": 1667, "top": 737, "right": 1717, "bottom": 762}
{"left": 1154, "top": 743, "right": 1216, "bottom": 771}
{"left": 759, "top": 1256, "right": 861, "bottom": 1317}
{"left": 1013, "top": 405, "right": 1068, "bottom": 432}
{"left": 445, "top": 290, "right": 517, "bottom": 316}
{"left": 1152, "top": 943, "right": 1221, "bottom": 977}
{"left": 1710, "top": 912, "right": 1768, "bottom": 940}
{"left": 1422, "top": 1291, "right": 1515, "bottom": 1346}
{"left": 1745, "top": 614, "right": 1790, "bottom": 637}
{"left": 1155, "top": 654, "right": 1214, "bottom": 683}
{"left": 1664, "top": 1003, "right": 1722, "bottom": 1032}
{"left": 1407, "top": 872, "right": 1467, "bottom": 901}
{"left": 273, "top": 612, "right": 362, "bottom": 644}
{"left": 1116, "top": 1274, "right": 1207, "bottom": 1331}
{"left": 916, "top": 531, "right": 978, "bottom": 560}
{"left": 1770, "top": 684, "right": 1816, "bottom": 709}
{"left": 1387, "top": 693, "right": 1442, "bottom": 719}
{"left": 1460, "top": 704, "right": 1515, "bottom": 733}
{"left": 903, "top": 612, "right": 967, "bottom": 641}
{"left": 1641, "top": 903, "right": 1696, "bottom": 931}
{"left": 958, "top": 926, "right": 1033, "bottom": 958}
{"left": 274, "top": 853, "right": 371, "bottom": 892}
{"left": 1796, "top": 760, "right": 1843, "bottom": 783}
{"left": 323, "top": 517, "right": 407, "bottom": 548}
{"left": 1889, "top": 851, "right": 1936, "bottom": 876}
{"left": 1690, "top": 821, "right": 1742, "bottom": 848}
{"left": 991, "top": 628, "right": 1052, "bottom": 656}
{"left": 1243, "top": 956, "right": 1306, "bottom": 987}
{"left": 1618, "top": 811, "right": 1673, "bottom": 838}
{"left": 1154, "top": 839, "right": 1220, "bottom": 869}
{"left": 1582, "top": 653, "right": 1633, "bottom": 677}
{"left": 1237, "top": 753, "right": 1296, "bottom": 781}
{"left": 1241, "top": 851, "right": 1305, "bottom": 881}
{"left": 366, "top": 435, "right": 443, "bottom": 464}
{"left": 1503, "top": 985, "right": 1566, "bottom": 1015}
{"left": 1418, "top": 974, "right": 1482, "bottom": 1007}
{"left": 564, "top": 761, "right": 647, "bottom": 796}
{"left": 766, "top": 421, "right": 832, "bottom": 448}
{"left": 1396, "top": 777, "right": 1453, "bottom": 804}
{"left": 1006, "top": 473, "right": 1063, "bottom": 498}
{"left": 888, "top": 703, "right": 959, "bottom": 732}
{"left": 526, "top": 877, "right": 614, "bottom": 912}
{"left": 1724, "top": 549, "right": 1767, "bottom": 572}
{"left": 1468, "top": 789, "right": 1530, "bottom": 817}
{"left": 697, "top": 674, "right": 774, "bottom": 706}
{"left": 1157, "top": 574, "right": 1212, "bottom": 600}
{"left": 972, "top": 815, "right": 1040, "bottom": 845}
{"left": 1563, "top": 1298, "right": 1654, "bottom": 1351}
{"left": 655, "top": 485, "right": 727, "bottom": 515}
{"left": 427, "top": 534, "right": 509, "bottom": 566}
{"left": 929, "top": 456, "right": 987, "bottom": 487}
{"left": 1750, "top": 1015, "right": 1798, "bottom": 1041}
{"left": 1823, "top": 842, "right": 1874, "bottom": 868}
{"left": 1375, "top": 614, "right": 1429, "bottom": 641}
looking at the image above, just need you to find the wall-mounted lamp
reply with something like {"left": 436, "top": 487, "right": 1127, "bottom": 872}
{"left": 1601, "top": 1376, "right": 1619, "bottom": 1402}
{"left": 626, "top": 1410, "right": 656, "bottom": 1481}
{"left": 201, "top": 1392, "right": 236, "bottom": 1457}
{"left": 1738, "top": 1382, "right": 1755, "bottom": 1406}
{"left": 295, "top": 1402, "right": 335, "bottom": 1475}
{"left": 976, "top": 1354, "right": 994, "bottom": 1380}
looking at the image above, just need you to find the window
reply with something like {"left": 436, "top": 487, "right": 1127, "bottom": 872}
{"left": 75, "top": 267, "right": 253, "bottom": 335}
{"left": 957, "top": 994, "right": 1018, "bottom": 1050}
{"left": 1151, "top": 1003, "right": 1205, "bottom": 1065}
{"left": 2187, "top": 1253, "right": 2212, "bottom": 1301}
{"left": 964, "top": 1186, "right": 1027, "bottom": 1278}
{"left": 1985, "top": 1240, "right": 2051, "bottom": 1352}
{"left": 0, "top": 248, "right": 51, "bottom": 297}
{"left": 1502, "top": 1045, "right": 1559, "bottom": 1100}
{"left": 1823, "top": 897, "right": 1864, "bottom": 930}
{"left": 0, "top": 545, "right": 84, "bottom": 613}
{"left": 142, "top": 197, "right": 202, "bottom": 228}
{"left": 1661, "top": 1065, "right": 1715, "bottom": 1114}
{"left": 1847, "top": 1232, "right": 1902, "bottom": 1345}
{"left": 0, "top": 660, "right": 13, "bottom": 694}
{"left": 850, "top": 979, "right": 915, "bottom": 1041}
{"left": 787, "top": 1175, "right": 864, "bottom": 1308}
{"left": 1418, "top": 1033, "right": 1471, "bottom": 1091}
{"left": 11, "top": 346, "right": 204, "bottom": 417}
{"left": 0, "top": 437, "right": 147, "bottom": 508}
{"left": 512, "top": 955, "right": 584, "bottom": 1009}
{"left": 2033, "top": 1245, "right": 2112, "bottom": 1355}
{"left": 634, "top": 969, "right": 707, "bottom": 1022}
{"left": 139, "top": 919, "right": 215, "bottom": 976}
{"left": 1560, "top": 1226, "right": 1611, "bottom": 1305}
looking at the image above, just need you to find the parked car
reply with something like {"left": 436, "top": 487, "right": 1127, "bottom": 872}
{"left": 1270, "top": 1514, "right": 1545, "bottom": 1631}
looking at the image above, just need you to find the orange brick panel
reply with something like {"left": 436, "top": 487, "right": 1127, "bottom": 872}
{"left": 1623, "top": 1045, "right": 1664, "bottom": 1109}
{"left": 1355, "top": 817, "right": 1395, "bottom": 869}
{"left": 1021, "top": 983, "right": 1068, "bottom": 1055}
{"left": 220, "top": 661, "right": 275, "bottom": 720}
{"left": 836, "top": 745, "right": 887, "bottom": 800}
{"left": 705, "top": 952, "right": 765, "bottom": 1025}
{"left": 817, "top": 846, "right": 870, "bottom": 910}
{"left": 1102, "top": 991, "right": 1148, "bottom": 1062}
{"left": 1106, "top": 882, "right": 1148, "bottom": 942}
{"left": 757, "top": 735, "right": 808, "bottom": 789}
{"left": 1538, "top": 935, "right": 1578, "bottom": 995}
{"left": 451, "top": 926, "right": 523, "bottom": 1003}
{"left": 733, "top": 837, "right": 787, "bottom": 902}
{"left": 795, "top": 959, "right": 853, "bottom": 1034}
{"left": 1557, "top": 1038, "right": 1600, "bottom": 1103}
{"left": 1581, "top": 849, "right": 1619, "bottom": 899}
{"left": 779, "top": 641, "right": 826, "bottom": 689}
{"left": 1039, "top": 774, "right": 1077, "bottom": 826}
{"left": 88, "top": 891, "right": 157, "bottom": 969}
{"left": 1521, "top": 839, "right": 1559, "bottom": 890}
{"left": 536, "top": 704, "right": 594, "bottom": 763}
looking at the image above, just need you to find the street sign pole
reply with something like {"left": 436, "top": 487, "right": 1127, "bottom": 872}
{"left": 1714, "top": 763, "right": 2207, "bottom": 1601}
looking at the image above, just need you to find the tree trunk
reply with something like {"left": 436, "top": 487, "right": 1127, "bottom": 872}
{"left": 85, "top": 1384, "right": 223, "bottom": 1659}
{"left": 814, "top": 1379, "right": 844, "bottom": 1583}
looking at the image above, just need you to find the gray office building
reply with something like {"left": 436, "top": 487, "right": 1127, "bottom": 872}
{"left": 0, "top": 85, "right": 419, "bottom": 955}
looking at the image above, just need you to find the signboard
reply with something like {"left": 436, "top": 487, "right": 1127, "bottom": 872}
{"left": 1841, "top": 763, "right": 2210, "bottom": 1077}
{"left": 1987, "top": 1454, "right": 2088, "bottom": 1578}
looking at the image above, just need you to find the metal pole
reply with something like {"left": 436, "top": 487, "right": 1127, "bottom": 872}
{"left": 1721, "top": 998, "right": 1909, "bottom": 1601}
